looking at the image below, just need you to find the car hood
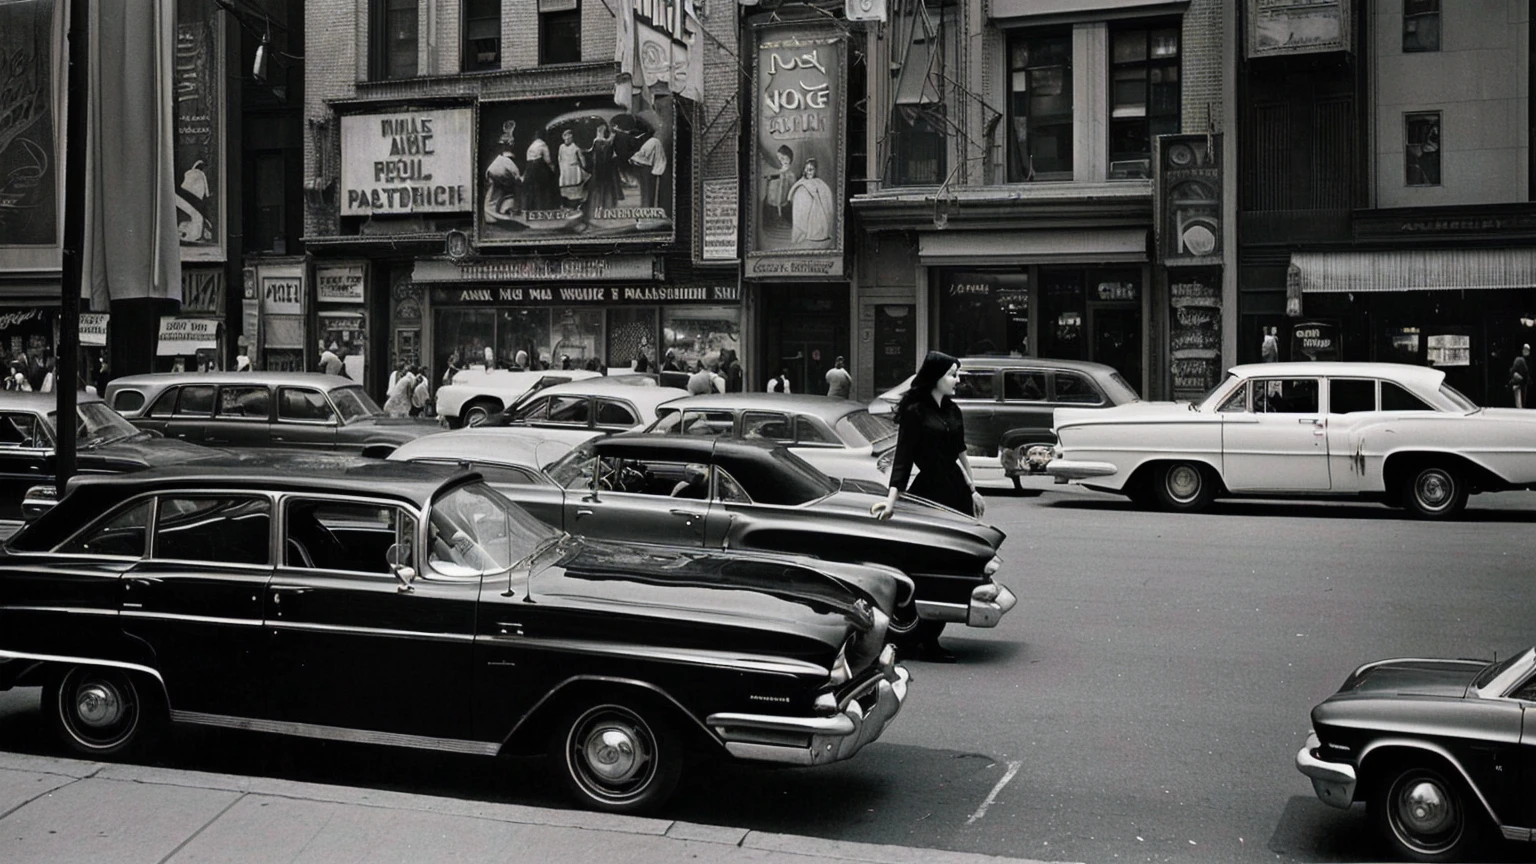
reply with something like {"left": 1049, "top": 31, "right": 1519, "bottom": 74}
{"left": 1055, "top": 400, "right": 1203, "bottom": 428}
{"left": 84, "top": 435, "right": 225, "bottom": 467}
{"left": 1337, "top": 658, "right": 1486, "bottom": 699}
{"left": 348, "top": 416, "right": 444, "bottom": 430}
{"left": 821, "top": 485, "right": 1006, "bottom": 551}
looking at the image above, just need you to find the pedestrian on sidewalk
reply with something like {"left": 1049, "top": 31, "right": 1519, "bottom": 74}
{"left": 825, "top": 355, "right": 852, "bottom": 399}
{"left": 1510, "top": 343, "right": 1530, "bottom": 408}
{"left": 766, "top": 369, "right": 791, "bottom": 393}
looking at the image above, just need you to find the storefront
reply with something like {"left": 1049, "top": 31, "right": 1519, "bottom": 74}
{"left": 0, "top": 305, "right": 59, "bottom": 388}
{"left": 154, "top": 266, "right": 228, "bottom": 371}
{"left": 759, "top": 284, "right": 849, "bottom": 396}
{"left": 316, "top": 263, "right": 369, "bottom": 381}
{"left": 243, "top": 258, "right": 309, "bottom": 372}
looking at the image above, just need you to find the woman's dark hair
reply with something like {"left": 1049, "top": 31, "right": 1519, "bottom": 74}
{"left": 898, "top": 350, "right": 959, "bottom": 415}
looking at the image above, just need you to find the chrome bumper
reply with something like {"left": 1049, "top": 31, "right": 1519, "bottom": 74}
{"left": 1296, "top": 731, "right": 1356, "bottom": 809}
{"left": 708, "top": 647, "right": 909, "bottom": 767}
{"left": 1045, "top": 459, "right": 1118, "bottom": 481}
{"left": 913, "top": 580, "right": 1018, "bottom": 628}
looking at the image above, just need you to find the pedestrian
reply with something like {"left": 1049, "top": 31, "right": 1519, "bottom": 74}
{"left": 661, "top": 350, "right": 680, "bottom": 373}
{"left": 687, "top": 361, "right": 714, "bottom": 396}
{"left": 1511, "top": 343, "right": 1531, "bottom": 409}
{"left": 710, "top": 363, "right": 726, "bottom": 393}
{"left": 384, "top": 367, "right": 415, "bottom": 417}
{"left": 39, "top": 358, "right": 55, "bottom": 394}
{"left": 94, "top": 358, "right": 110, "bottom": 397}
{"left": 560, "top": 354, "right": 572, "bottom": 371}
{"left": 725, "top": 350, "right": 743, "bottom": 393}
{"left": 387, "top": 361, "right": 406, "bottom": 394}
{"left": 766, "top": 368, "right": 791, "bottom": 393}
{"left": 235, "top": 342, "right": 253, "bottom": 372}
{"left": 411, "top": 367, "right": 431, "bottom": 417}
{"left": 513, "top": 349, "right": 529, "bottom": 371}
{"left": 442, "top": 351, "right": 462, "bottom": 386}
{"left": 634, "top": 353, "right": 650, "bottom": 374}
{"left": 320, "top": 343, "right": 344, "bottom": 376}
{"left": 825, "top": 355, "right": 852, "bottom": 399}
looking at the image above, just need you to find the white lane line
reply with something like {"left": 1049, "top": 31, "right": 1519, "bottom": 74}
{"left": 965, "top": 759, "right": 1022, "bottom": 825}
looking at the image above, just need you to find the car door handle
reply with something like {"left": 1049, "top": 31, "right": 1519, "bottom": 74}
{"left": 272, "top": 435, "right": 287, "bottom": 442}
{"left": 1297, "top": 418, "right": 1321, "bottom": 425}
{"left": 271, "top": 586, "right": 313, "bottom": 596}
{"left": 575, "top": 508, "right": 593, "bottom": 518}
{"left": 670, "top": 509, "right": 703, "bottom": 519}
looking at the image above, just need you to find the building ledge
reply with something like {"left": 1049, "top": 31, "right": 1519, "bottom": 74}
{"left": 334, "top": 63, "right": 616, "bottom": 107}
{"left": 852, "top": 181, "right": 1154, "bottom": 232}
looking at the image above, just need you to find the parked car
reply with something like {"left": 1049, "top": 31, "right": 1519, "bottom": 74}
{"left": 645, "top": 393, "right": 896, "bottom": 485}
{"left": 1047, "top": 362, "right": 1536, "bottom": 518}
{"left": 387, "top": 426, "right": 604, "bottom": 483}
{"left": 104, "top": 372, "right": 441, "bottom": 455}
{"left": 1296, "top": 647, "right": 1536, "bottom": 861}
{"left": 391, "top": 432, "right": 1014, "bottom": 647}
{"left": 0, "top": 458, "right": 910, "bottom": 814}
{"left": 437, "top": 369, "right": 602, "bottom": 428}
{"left": 0, "top": 392, "right": 224, "bottom": 524}
{"left": 871, "top": 357, "right": 1139, "bottom": 492}
{"left": 484, "top": 376, "right": 687, "bottom": 434}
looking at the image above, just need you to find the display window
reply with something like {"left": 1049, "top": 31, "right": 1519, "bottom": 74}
{"left": 663, "top": 307, "right": 741, "bottom": 374}
{"left": 937, "top": 271, "right": 1029, "bottom": 357}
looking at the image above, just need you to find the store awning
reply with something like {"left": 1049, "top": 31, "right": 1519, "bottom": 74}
{"left": 1293, "top": 249, "right": 1536, "bottom": 293}
{"left": 157, "top": 317, "right": 218, "bottom": 356}
{"left": 918, "top": 229, "right": 1148, "bottom": 266}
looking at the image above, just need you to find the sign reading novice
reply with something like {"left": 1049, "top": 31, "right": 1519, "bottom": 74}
{"left": 746, "top": 21, "right": 847, "bottom": 279}
{"left": 341, "top": 109, "right": 474, "bottom": 216}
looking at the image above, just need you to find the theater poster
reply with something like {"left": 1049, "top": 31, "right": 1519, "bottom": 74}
{"left": 174, "top": 0, "right": 225, "bottom": 261}
{"left": 0, "top": 0, "right": 66, "bottom": 272}
{"left": 745, "top": 21, "right": 846, "bottom": 280}
{"left": 476, "top": 96, "right": 676, "bottom": 247}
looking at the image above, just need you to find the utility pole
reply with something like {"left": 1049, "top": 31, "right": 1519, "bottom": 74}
{"left": 57, "top": 0, "right": 88, "bottom": 488}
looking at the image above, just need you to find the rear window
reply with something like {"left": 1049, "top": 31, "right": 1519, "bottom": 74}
{"left": 714, "top": 449, "right": 837, "bottom": 506}
{"left": 836, "top": 410, "right": 897, "bottom": 447}
{"left": 1383, "top": 381, "right": 1435, "bottom": 412}
{"left": 1108, "top": 372, "right": 1141, "bottom": 402}
{"left": 112, "top": 390, "right": 146, "bottom": 414}
{"left": 1328, "top": 379, "right": 1376, "bottom": 414}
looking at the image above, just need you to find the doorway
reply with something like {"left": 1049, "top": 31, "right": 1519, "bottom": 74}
{"left": 761, "top": 285, "right": 849, "bottom": 396}
{"left": 1090, "top": 306, "right": 1142, "bottom": 393}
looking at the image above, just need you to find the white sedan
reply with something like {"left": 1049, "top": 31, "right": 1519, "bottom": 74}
{"left": 1047, "top": 362, "right": 1536, "bottom": 518}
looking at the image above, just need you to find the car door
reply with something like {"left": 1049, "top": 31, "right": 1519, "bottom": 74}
{"left": 1323, "top": 378, "right": 1379, "bottom": 493}
{"left": 273, "top": 387, "right": 339, "bottom": 448}
{"left": 119, "top": 494, "right": 273, "bottom": 718}
{"left": 1221, "top": 377, "right": 1332, "bottom": 491}
{"left": 163, "top": 384, "right": 216, "bottom": 444}
{"left": 952, "top": 368, "right": 998, "bottom": 455}
{"left": 265, "top": 496, "right": 474, "bottom": 739}
{"left": 205, "top": 385, "right": 273, "bottom": 447}
{"left": 133, "top": 387, "right": 179, "bottom": 436}
{"left": 563, "top": 451, "right": 708, "bottom": 546}
{"left": 1515, "top": 674, "right": 1536, "bottom": 827}
{"left": 0, "top": 411, "right": 52, "bottom": 520}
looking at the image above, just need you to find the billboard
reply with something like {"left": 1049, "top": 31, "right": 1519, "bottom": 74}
{"left": 745, "top": 21, "right": 847, "bottom": 280}
{"left": 0, "top": 0, "right": 65, "bottom": 271}
{"left": 174, "top": 0, "right": 224, "bottom": 261}
{"left": 1248, "top": 0, "right": 1353, "bottom": 58}
{"left": 341, "top": 108, "right": 475, "bottom": 216}
{"left": 477, "top": 96, "right": 676, "bottom": 247}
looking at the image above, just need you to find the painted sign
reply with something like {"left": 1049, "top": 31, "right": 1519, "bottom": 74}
{"left": 413, "top": 255, "right": 663, "bottom": 284}
{"left": 341, "top": 108, "right": 474, "bottom": 215}
{"left": 174, "top": 0, "right": 224, "bottom": 261}
{"left": 80, "top": 313, "right": 109, "bottom": 347}
{"left": 746, "top": 21, "right": 846, "bottom": 279}
{"left": 430, "top": 285, "right": 740, "bottom": 306}
{"left": 1156, "top": 134, "right": 1223, "bottom": 267}
{"left": 180, "top": 268, "right": 223, "bottom": 315}
{"left": 261, "top": 276, "right": 303, "bottom": 315}
{"left": 157, "top": 316, "right": 220, "bottom": 355}
{"left": 477, "top": 97, "right": 676, "bottom": 246}
{"left": 1293, "top": 320, "right": 1342, "bottom": 362}
{"left": 701, "top": 179, "right": 738, "bottom": 261}
{"left": 1169, "top": 268, "right": 1223, "bottom": 400}
{"left": 1248, "top": 0, "right": 1352, "bottom": 58}
{"left": 317, "top": 265, "right": 366, "bottom": 302}
{"left": 0, "top": 0, "right": 63, "bottom": 265}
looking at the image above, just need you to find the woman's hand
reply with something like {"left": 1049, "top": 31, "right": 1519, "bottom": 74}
{"left": 871, "top": 488, "right": 899, "bottom": 521}
{"left": 971, "top": 490, "right": 986, "bottom": 519}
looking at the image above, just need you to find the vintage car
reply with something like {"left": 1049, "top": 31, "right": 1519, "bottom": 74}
{"left": 0, "top": 458, "right": 910, "bottom": 813}
{"left": 1296, "top": 647, "right": 1536, "bottom": 862}
{"left": 437, "top": 369, "right": 602, "bottom": 428}
{"left": 0, "top": 392, "right": 221, "bottom": 524}
{"left": 644, "top": 393, "right": 896, "bottom": 485}
{"left": 104, "top": 372, "right": 441, "bottom": 454}
{"left": 484, "top": 376, "right": 687, "bottom": 434}
{"left": 872, "top": 357, "right": 1139, "bottom": 492}
{"left": 389, "top": 432, "right": 1015, "bottom": 646}
{"left": 1048, "top": 362, "right": 1536, "bottom": 518}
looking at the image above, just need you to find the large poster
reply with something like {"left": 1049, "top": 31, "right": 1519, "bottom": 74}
{"left": 341, "top": 108, "right": 475, "bottom": 215}
{"left": 746, "top": 22, "right": 846, "bottom": 279}
{"left": 0, "top": 0, "right": 64, "bottom": 267}
{"left": 1248, "top": 0, "right": 1352, "bottom": 58}
{"left": 477, "top": 97, "right": 675, "bottom": 247}
{"left": 1156, "top": 134, "right": 1222, "bottom": 267}
{"left": 1169, "top": 268, "right": 1223, "bottom": 401}
{"left": 175, "top": 0, "right": 224, "bottom": 261}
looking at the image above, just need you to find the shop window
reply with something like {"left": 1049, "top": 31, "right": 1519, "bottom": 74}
{"left": 548, "top": 308, "right": 603, "bottom": 370}
{"left": 1040, "top": 271, "right": 1085, "bottom": 360}
{"left": 1007, "top": 30, "right": 1073, "bottom": 181}
{"left": 1403, "top": 0, "right": 1440, "bottom": 53}
{"left": 1328, "top": 379, "right": 1376, "bottom": 414}
{"left": 438, "top": 309, "right": 497, "bottom": 374}
{"left": 1405, "top": 112, "right": 1441, "bottom": 187}
{"left": 937, "top": 271, "right": 1029, "bottom": 358}
{"left": 462, "top": 0, "right": 501, "bottom": 72}
{"left": 662, "top": 307, "right": 741, "bottom": 377}
{"left": 607, "top": 308, "right": 659, "bottom": 373}
{"left": 1108, "top": 22, "right": 1181, "bottom": 180}
{"left": 369, "top": 0, "right": 418, "bottom": 80}
{"left": 539, "top": 0, "right": 581, "bottom": 66}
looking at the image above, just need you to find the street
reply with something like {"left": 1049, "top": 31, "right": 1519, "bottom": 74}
{"left": 2, "top": 482, "right": 1532, "bottom": 863}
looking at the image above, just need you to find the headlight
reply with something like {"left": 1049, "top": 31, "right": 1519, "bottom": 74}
{"left": 983, "top": 555, "right": 1002, "bottom": 576}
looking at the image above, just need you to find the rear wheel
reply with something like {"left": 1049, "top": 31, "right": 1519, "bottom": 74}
{"left": 461, "top": 399, "right": 501, "bottom": 428}
{"left": 549, "top": 700, "right": 682, "bottom": 814}
{"left": 1369, "top": 761, "right": 1486, "bottom": 862}
{"left": 1154, "top": 462, "right": 1215, "bottom": 512}
{"left": 1400, "top": 465, "right": 1467, "bottom": 520}
{"left": 45, "top": 667, "right": 155, "bottom": 757}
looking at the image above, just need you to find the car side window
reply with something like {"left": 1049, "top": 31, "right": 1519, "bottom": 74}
{"left": 57, "top": 500, "right": 152, "bottom": 557}
{"left": 176, "top": 385, "right": 216, "bottom": 416}
{"left": 218, "top": 386, "right": 271, "bottom": 418}
{"left": 278, "top": 388, "right": 336, "bottom": 422}
{"left": 284, "top": 499, "right": 413, "bottom": 574}
{"left": 716, "top": 467, "right": 752, "bottom": 504}
{"left": 954, "top": 370, "right": 996, "bottom": 400}
{"left": 147, "top": 388, "right": 179, "bottom": 417}
{"left": 1253, "top": 379, "right": 1320, "bottom": 414}
{"left": 680, "top": 409, "right": 733, "bottom": 437}
{"left": 1381, "top": 381, "right": 1435, "bottom": 411}
{"left": 547, "top": 396, "right": 590, "bottom": 425}
{"left": 743, "top": 411, "right": 792, "bottom": 442}
{"left": 0, "top": 411, "right": 45, "bottom": 448}
{"left": 1512, "top": 675, "right": 1536, "bottom": 702}
{"left": 1217, "top": 384, "right": 1249, "bottom": 413}
{"left": 1054, "top": 372, "right": 1105, "bottom": 405}
{"left": 795, "top": 416, "right": 835, "bottom": 444}
{"left": 473, "top": 463, "right": 541, "bottom": 485}
{"left": 112, "top": 390, "right": 146, "bottom": 414}
{"left": 154, "top": 496, "right": 271, "bottom": 566}
{"left": 1003, "top": 371, "right": 1047, "bottom": 402}
{"left": 1328, "top": 379, "right": 1376, "bottom": 414}
{"left": 597, "top": 456, "right": 703, "bottom": 497}
{"left": 512, "top": 397, "right": 550, "bottom": 422}
{"left": 596, "top": 400, "right": 637, "bottom": 427}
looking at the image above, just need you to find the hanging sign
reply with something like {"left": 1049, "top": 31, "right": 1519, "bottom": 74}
{"left": 317, "top": 265, "right": 366, "bottom": 302}
{"left": 261, "top": 275, "right": 303, "bottom": 314}
{"left": 80, "top": 313, "right": 109, "bottom": 347}
{"left": 157, "top": 317, "right": 219, "bottom": 355}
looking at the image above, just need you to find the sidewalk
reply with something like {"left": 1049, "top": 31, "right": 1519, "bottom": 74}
{"left": 0, "top": 752, "right": 1064, "bottom": 864}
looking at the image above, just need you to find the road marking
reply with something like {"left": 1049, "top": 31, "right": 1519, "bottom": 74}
{"left": 966, "top": 759, "right": 1022, "bottom": 825}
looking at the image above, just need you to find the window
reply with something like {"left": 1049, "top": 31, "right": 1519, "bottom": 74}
{"left": 148, "top": 388, "right": 179, "bottom": 417}
{"left": 1328, "top": 379, "right": 1376, "bottom": 414}
{"left": 0, "top": 412, "right": 45, "bottom": 447}
{"left": 743, "top": 411, "right": 792, "bottom": 442}
{"left": 251, "top": 153, "right": 286, "bottom": 254}
{"left": 218, "top": 386, "right": 271, "bottom": 418}
{"left": 58, "top": 500, "right": 151, "bottom": 557}
{"left": 677, "top": 409, "right": 734, "bottom": 437}
{"left": 1382, "top": 381, "right": 1435, "bottom": 411}
{"left": 1007, "top": 31, "right": 1073, "bottom": 181}
{"left": 1253, "top": 379, "right": 1320, "bottom": 413}
{"left": 278, "top": 388, "right": 336, "bottom": 422}
{"left": 595, "top": 400, "right": 637, "bottom": 428}
{"left": 1054, "top": 372, "right": 1104, "bottom": 405}
{"left": 890, "top": 109, "right": 947, "bottom": 186}
{"left": 954, "top": 370, "right": 996, "bottom": 400}
{"left": 795, "top": 416, "right": 835, "bottom": 444}
{"left": 1108, "top": 23, "right": 1181, "bottom": 180}
{"left": 113, "top": 390, "right": 146, "bottom": 414}
{"left": 285, "top": 499, "right": 413, "bottom": 573}
{"left": 1003, "top": 370, "right": 1047, "bottom": 402}
{"left": 1405, "top": 112, "right": 1441, "bottom": 186}
{"left": 716, "top": 468, "right": 751, "bottom": 504}
{"left": 546, "top": 395, "right": 590, "bottom": 425}
{"left": 472, "top": 463, "right": 541, "bottom": 486}
{"left": 462, "top": 0, "right": 501, "bottom": 72}
{"left": 1217, "top": 384, "right": 1249, "bottom": 413}
{"left": 539, "top": 0, "right": 580, "bottom": 66}
{"left": 889, "top": 5, "right": 950, "bottom": 186}
{"left": 1403, "top": 0, "right": 1440, "bottom": 52}
{"left": 155, "top": 496, "right": 271, "bottom": 566}
{"left": 370, "top": 0, "right": 418, "bottom": 80}
{"left": 177, "top": 385, "right": 216, "bottom": 416}
{"left": 937, "top": 270, "right": 1029, "bottom": 357}
{"left": 513, "top": 397, "right": 551, "bottom": 422}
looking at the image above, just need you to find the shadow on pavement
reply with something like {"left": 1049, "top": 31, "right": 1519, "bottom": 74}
{"left": 1043, "top": 497, "right": 1536, "bottom": 523}
{"left": 1267, "top": 795, "right": 1536, "bottom": 863}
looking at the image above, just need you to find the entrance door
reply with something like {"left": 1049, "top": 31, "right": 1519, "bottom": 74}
{"left": 1090, "top": 307, "right": 1142, "bottom": 391}
{"left": 780, "top": 318, "right": 835, "bottom": 396}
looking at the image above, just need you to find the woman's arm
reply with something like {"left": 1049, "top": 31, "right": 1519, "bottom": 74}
{"left": 872, "top": 406, "right": 917, "bottom": 520}
{"left": 952, "top": 407, "right": 986, "bottom": 519}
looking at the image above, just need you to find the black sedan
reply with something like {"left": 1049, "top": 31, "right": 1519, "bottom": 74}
{"left": 1296, "top": 648, "right": 1536, "bottom": 861}
{"left": 388, "top": 431, "right": 1016, "bottom": 647}
{"left": 0, "top": 458, "right": 909, "bottom": 813}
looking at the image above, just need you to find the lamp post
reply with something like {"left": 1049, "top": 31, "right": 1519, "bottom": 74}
{"left": 57, "top": 0, "right": 89, "bottom": 489}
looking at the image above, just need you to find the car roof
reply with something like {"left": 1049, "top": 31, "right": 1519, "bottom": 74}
{"left": 1227, "top": 362, "right": 1447, "bottom": 387}
{"left": 0, "top": 391, "right": 103, "bottom": 409}
{"left": 596, "top": 431, "right": 794, "bottom": 462}
{"left": 655, "top": 393, "right": 868, "bottom": 421}
{"left": 105, "top": 372, "right": 361, "bottom": 389}
{"left": 389, "top": 427, "right": 601, "bottom": 467}
{"left": 519, "top": 377, "right": 689, "bottom": 408}
{"left": 951, "top": 356, "right": 1124, "bottom": 374}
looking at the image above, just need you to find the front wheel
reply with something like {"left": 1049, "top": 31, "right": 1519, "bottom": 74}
{"left": 45, "top": 667, "right": 153, "bottom": 757}
{"left": 549, "top": 701, "right": 682, "bottom": 814}
{"left": 461, "top": 399, "right": 501, "bottom": 428}
{"left": 1154, "top": 462, "right": 1215, "bottom": 512}
{"left": 1370, "top": 762, "right": 1485, "bottom": 862}
{"left": 1401, "top": 465, "right": 1467, "bottom": 520}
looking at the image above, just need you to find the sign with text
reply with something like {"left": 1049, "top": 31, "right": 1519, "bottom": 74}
{"left": 174, "top": 0, "right": 225, "bottom": 261}
{"left": 1292, "top": 320, "right": 1342, "bottom": 362}
{"left": 746, "top": 21, "right": 847, "bottom": 280}
{"left": 1168, "top": 268, "right": 1223, "bottom": 401}
{"left": 431, "top": 284, "right": 740, "bottom": 306}
{"left": 412, "top": 255, "right": 663, "bottom": 284}
{"left": 180, "top": 268, "right": 223, "bottom": 315}
{"left": 341, "top": 108, "right": 474, "bottom": 215}
{"left": 317, "top": 265, "right": 366, "bottom": 303}
{"left": 1248, "top": 0, "right": 1352, "bottom": 58}
{"left": 157, "top": 316, "right": 220, "bottom": 356}
{"left": 0, "top": 0, "right": 64, "bottom": 268}
{"left": 261, "top": 275, "right": 303, "bottom": 315}
{"left": 80, "top": 313, "right": 109, "bottom": 347}
{"left": 701, "top": 179, "right": 738, "bottom": 261}
{"left": 1156, "top": 134, "right": 1223, "bottom": 267}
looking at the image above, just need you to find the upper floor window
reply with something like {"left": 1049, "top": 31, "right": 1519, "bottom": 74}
{"left": 1007, "top": 31, "right": 1073, "bottom": 181}
{"left": 889, "top": 7, "right": 949, "bottom": 186}
{"left": 370, "top": 0, "right": 419, "bottom": 80}
{"left": 1403, "top": 0, "right": 1440, "bottom": 52}
{"left": 539, "top": 0, "right": 581, "bottom": 66}
{"left": 1405, "top": 111, "right": 1441, "bottom": 187}
{"left": 1108, "top": 22, "right": 1180, "bottom": 180}
{"left": 462, "top": 0, "right": 501, "bottom": 72}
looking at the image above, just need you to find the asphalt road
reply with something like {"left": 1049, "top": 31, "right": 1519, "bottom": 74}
{"left": 2, "top": 481, "right": 1534, "bottom": 864}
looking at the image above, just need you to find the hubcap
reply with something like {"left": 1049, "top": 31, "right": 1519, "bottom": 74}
{"left": 1399, "top": 780, "right": 1451, "bottom": 835}
{"left": 568, "top": 706, "right": 657, "bottom": 801}
{"left": 1416, "top": 471, "right": 1452, "bottom": 509}
{"left": 1167, "top": 465, "right": 1202, "bottom": 502}
{"left": 75, "top": 683, "right": 122, "bottom": 728}
{"left": 583, "top": 724, "right": 642, "bottom": 783}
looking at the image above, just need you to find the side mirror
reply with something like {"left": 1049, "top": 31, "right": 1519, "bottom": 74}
{"left": 386, "top": 542, "right": 416, "bottom": 592}
{"left": 21, "top": 485, "right": 57, "bottom": 522}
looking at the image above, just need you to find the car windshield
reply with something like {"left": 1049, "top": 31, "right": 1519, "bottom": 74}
{"left": 837, "top": 410, "right": 897, "bottom": 447}
{"left": 426, "top": 481, "right": 557, "bottom": 576}
{"left": 45, "top": 403, "right": 142, "bottom": 448}
{"left": 1194, "top": 373, "right": 1241, "bottom": 411}
{"left": 329, "top": 386, "right": 383, "bottom": 423}
{"left": 1473, "top": 649, "right": 1531, "bottom": 689}
{"left": 1440, "top": 383, "right": 1479, "bottom": 412}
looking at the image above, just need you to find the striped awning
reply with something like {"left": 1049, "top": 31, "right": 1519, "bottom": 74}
{"left": 1292, "top": 249, "right": 1536, "bottom": 293}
